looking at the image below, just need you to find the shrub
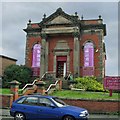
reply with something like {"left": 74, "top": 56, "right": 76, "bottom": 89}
{"left": 74, "top": 76, "right": 104, "bottom": 92}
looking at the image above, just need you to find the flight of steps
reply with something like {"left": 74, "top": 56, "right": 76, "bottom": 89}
{"left": 21, "top": 72, "right": 71, "bottom": 95}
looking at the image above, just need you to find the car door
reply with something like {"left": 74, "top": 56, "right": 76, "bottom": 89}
{"left": 37, "top": 97, "right": 61, "bottom": 120}
{"left": 17, "top": 96, "right": 41, "bottom": 120}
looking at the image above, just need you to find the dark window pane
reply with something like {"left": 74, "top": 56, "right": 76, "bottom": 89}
{"left": 23, "top": 97, "right": 38, "bottom": 105}
{"left": 38, "top": 98, "right": 53, "bottom": 107}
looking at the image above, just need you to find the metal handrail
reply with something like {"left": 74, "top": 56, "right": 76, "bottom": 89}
{"left": 20, "top": 79, "right": 39, "bottom": 91}
{"left": 64, "top": 72, "right": 72, "bottom": 80}
{"left": 46, "top": 80, "right": 59, "bottom": 93}
{"left": 41, "top": 72, "right": 47, "bottom": 80}
{"left": 41, "top": 71, "right": 56, "bottom": 80}
{"left": 20, "top": 71, "right": 56, "bottom": 92}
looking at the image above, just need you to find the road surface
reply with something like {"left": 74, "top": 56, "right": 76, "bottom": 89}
{"left": 1, "top": 108, "right": 119, "bottom": 120}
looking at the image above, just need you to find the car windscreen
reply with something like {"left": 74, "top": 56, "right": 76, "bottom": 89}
{"left": 51, "top": 98, "right": 67, "bottom": 107}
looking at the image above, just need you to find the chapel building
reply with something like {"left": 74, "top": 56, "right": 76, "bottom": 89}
{"left": 24, "top": 8, "right": 106, "bottom": 81}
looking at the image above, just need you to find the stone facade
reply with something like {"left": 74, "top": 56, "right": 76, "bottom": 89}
{"left": 24, "top": 8, "right": 106, "bottom": 81}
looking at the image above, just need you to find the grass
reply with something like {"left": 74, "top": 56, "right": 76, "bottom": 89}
{"left": 0, "top": 88, "right": 11, "bottom": 94}
{"left": 1, "top": 88, "right": 119, "bottom": 100}
{"left": 51, "top": 90, "right": 119, "bottom": 100}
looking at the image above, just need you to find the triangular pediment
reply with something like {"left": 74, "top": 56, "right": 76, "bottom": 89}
{"left": 47, "top": 15, "right": 72, "bottom": 25}
{"left": 40, "top": 8, "right": 79, "bottom": 27}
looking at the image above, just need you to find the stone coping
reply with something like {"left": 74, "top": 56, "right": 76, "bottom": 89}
{"left": 59, "top": 97, "right": 120, "bottom": 102}
{"left": 0, "top": 94, "right": 119, "bottom": 102}
{"left": 0, "top": 94, "right": 13, "bottom": 96}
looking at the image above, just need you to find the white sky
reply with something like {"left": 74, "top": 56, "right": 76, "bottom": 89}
{"left": 0, "top": 1, "right": 119, "bottom": 76}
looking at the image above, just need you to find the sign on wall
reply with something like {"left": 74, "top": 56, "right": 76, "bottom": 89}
{"left": 104, "top": 76, "right": 120, "bottom": 90}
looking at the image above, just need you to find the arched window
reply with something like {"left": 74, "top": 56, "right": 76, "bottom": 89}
{"left": 84, "top": 42, "right": 94, "bottom": 67}
{"left": 32, "top": 44, "right": 41, "bottom": 68}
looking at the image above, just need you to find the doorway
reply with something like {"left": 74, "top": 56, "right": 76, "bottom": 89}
{"left": 56, "top": 56, "right": 67, "bottom": 78}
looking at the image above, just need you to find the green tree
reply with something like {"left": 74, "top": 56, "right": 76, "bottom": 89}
{"left": 2, "top": 65, "right": 32, "bottom": 88}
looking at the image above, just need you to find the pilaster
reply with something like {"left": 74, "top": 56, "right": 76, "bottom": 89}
{"left": 97, "top": 30, "right": 104, "bottom": 81}
{"left": 45, "top": 41, "right": 49, "bottom": 73}
{"left": 25, "top": 34, "right": 30, "bottom": 66}
{"left": 73, "top": 28, "right": 80, "bottom": 77}
{"left": 40, "top": 33, "right": 47, "bottom": 78}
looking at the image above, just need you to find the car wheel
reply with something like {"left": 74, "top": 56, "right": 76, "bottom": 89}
{"left": 14, "top": 112, "right": 26, "bottom": 120}
{"left": 63, "top": 115, "right": 75, "bottom": 120}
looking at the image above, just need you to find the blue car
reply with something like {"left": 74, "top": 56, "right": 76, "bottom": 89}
{"left": 10, "top": 95, "right": 89, "bottom": 120}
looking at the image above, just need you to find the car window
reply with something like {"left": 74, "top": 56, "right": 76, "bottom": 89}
{"left": 38, "top": 98, "right": 54, "bottom": 107}
{"left": 23, "top": 97, "right": 38, "bottom": 105}
{"left": 16, "top": 97, "right": 26, "bottom": 104}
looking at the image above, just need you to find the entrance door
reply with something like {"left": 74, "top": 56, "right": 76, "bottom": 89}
{"left": 56, "top": 56, "right": 67, "bottom": 78}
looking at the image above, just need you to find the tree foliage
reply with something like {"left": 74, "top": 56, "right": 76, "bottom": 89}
{"left": 2, "top": 65, "right": 32, "bottom": 88}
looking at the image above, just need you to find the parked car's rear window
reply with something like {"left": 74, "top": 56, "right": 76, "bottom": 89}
{"left": 23, "top": 97, "right": 38, "bottom": 105}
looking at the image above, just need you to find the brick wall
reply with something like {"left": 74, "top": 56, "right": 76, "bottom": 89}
{"left": 25, "top": 35, "right": 42, "bottom": 67}
{"left": 62, "top": 98, "right": 119, "bottom": 113}
{"left": 80, "top": 33, "right": 101, "bottom": 77}
{"left": 0, "top": 94, "right": 13, "bottom": 108}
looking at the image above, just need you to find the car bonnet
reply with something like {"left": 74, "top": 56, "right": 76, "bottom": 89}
{"left": 61, "top": 105, "right": 87, "bottom": 113}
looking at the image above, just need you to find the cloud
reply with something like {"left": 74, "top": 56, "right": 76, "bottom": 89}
{"left": 1, "top": 0, "right": 119, "bottom": 2}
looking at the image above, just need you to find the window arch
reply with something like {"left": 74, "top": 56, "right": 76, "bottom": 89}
{"left": 84, "top": 42, "right": 94, "bottom": 67}
{"left": 32, "top": 43, "right": 41, "bottom": 68}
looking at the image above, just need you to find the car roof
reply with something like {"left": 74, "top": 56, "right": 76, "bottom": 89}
{"left": 21, "top": 94, "right": 55, "bottom": 99}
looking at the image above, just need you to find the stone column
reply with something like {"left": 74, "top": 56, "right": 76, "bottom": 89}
{"left": 97, "top": 30, "right": 104, "bottom": 81}
{"left": 45, "top": 40, "right": 49, "bottom": 72}
{"left": 40, "top": 33, "right": 47, "bottom": 78}
{"left": 73, "top": 27, "right": 80, "bottom": 77}
{"left": 9, "top": 80, "right": 21, "bottom": 101}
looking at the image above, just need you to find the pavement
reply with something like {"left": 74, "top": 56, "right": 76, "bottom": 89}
{"left": 0, "top": 108, "right": 14, "bottom": 119}
{"left": 1, "top": 109, "right": 10, "bottom": 116}
{"left": 0, "top": 108, "right": 120, "bottom": 120}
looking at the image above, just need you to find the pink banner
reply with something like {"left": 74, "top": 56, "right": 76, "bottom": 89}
{"left": 84, "top": 42, "right": 94, "bottom": 67}
{"left": 32, "top": 44, "right": 41, "bottom": 76}
{"left": 83, "top": 67, "right": 94, "bottom": 76}
{"left": 32, "top": 44, "right": 41, "bottom": 67}
{"left": 32, "top": 67, "right": 40, "bottom": 76}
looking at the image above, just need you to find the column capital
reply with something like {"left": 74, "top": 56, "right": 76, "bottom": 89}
{"left": 73, "top": 31, "right": 80, "bottom": 37}
{"left": 73, "top": 27, "right": 80, "bottom": 38}
{"left": 40, "top": 32, "right": 47, "bottom": 39}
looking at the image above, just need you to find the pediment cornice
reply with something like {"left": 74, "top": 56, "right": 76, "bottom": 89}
{"left": 39, "top": 8, "right": 80, "bottom": 27}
